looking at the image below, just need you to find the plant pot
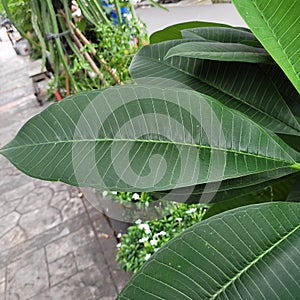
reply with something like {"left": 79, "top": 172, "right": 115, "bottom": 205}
{"left": 80, "top": 187, "right": 168, "bottom": 235}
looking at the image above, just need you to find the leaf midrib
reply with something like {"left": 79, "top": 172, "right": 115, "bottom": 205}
{"left": 1, "top": 137, "right": 295, "bottom": 166}
{"left": 211, "top": 216, "right": 300, "bottom": 299}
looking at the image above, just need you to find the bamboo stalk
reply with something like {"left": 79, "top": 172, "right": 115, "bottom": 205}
{"left": 30, "top": 0, "right": 47, "bottom": 70}
{"left": 113, "top": 0, "right": 123, "bottom": 27}
{"left": 69, "top": 30, "right": 107, "bottom": 86}
{"left": 45, "top": 0, "right": 78, "bottom": 91}
{"left": 64, "top": 16, "right": 122, "bottom": 84}
{"left": 41, "top": 1, "right": 60, "bottom": 89}
{"left": 65, "top": 56, "right": 70, "bottom": 95}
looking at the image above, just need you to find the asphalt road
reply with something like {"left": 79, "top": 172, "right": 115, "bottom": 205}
{"left": 136, "top": 3, "right": 247, "bottom": 35}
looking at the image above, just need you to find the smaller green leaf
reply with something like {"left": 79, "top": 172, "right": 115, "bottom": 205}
{"left": 259, "top": 64, "right": 300, "bottom": 118}
{"left": 181, "top": 26, "right": 258, "bottom": 44}
{"left": 164, "top": 42, "right": 272, "bottom": 63}
{"left": 150, "top": 21, "right": 230, "bottom": 44}
{"left": 203, "top": 176, "right": 295, "bottom": 220}
{"left": 153, "top": 169, "right": 297, "bottom": 205}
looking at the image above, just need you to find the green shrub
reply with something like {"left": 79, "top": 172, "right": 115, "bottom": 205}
{"left": 116, "top": 202, "right": 206, "bottom": 273}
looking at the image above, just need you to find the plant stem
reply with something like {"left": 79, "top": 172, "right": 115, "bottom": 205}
{"left": 69, "top": 29, "right": 107, "bottom": 85}
{"left": 45, "top": 0, "right": 78, "bottom": 91}
{"left": 30, "top": 0, "right": 47, "bottom": 70}
{"left": 113, "top": 0, "right": 123, "bottom": 27}
{"left": 291, "top": 163, "right": 300, "bottom": 170}
{"left": 2, "top": 0, "right": 39, "bottom": 47}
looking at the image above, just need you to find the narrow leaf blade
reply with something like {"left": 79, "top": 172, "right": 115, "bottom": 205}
{"left": 164, "top": 41, "right": 272, "bottom": 63}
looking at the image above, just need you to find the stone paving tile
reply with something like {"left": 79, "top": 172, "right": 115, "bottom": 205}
{"left": 0, "top": 281, "right": 5, "bottom": 300}
{"left": 84, "top": 200, "right": 132, "bottom": 293}
{"left": 16, "top": 186, "right": 54, "bottom": 214}
{"left": 0, "top": 199, "right": 20, "bottom": 218}
{"left": 0, "top": 212, "right": 88, "bottom": 269}
{"left": 50, "top": 190, "right": 70, "bottom": 210}
{"left": 7, "top": 248, "right": 49, "bottom": 300}
{"left": 0, "top": 32, "right": 130, "bottom": 300}
{"left": 48, "top": 252, "right": 77, "bottom": 286}
{"left": 0, "top": 211, "right": 20, "bottom": 237}
{"left": 30, "top": 264, "right": 118, "bottom": 300}
{"left": 61, "top": 196, "right": 86, "bottom": 222}
{"left": 0, "top": 226, "right": 27, "bottom": 251}
{"left": 19, "top": 206, "right": 62, "bottom": 239}
{"left": 45, "top": 226, "right": 96, "bottom": 263}
{"left": 2, "top": 182, "right": 35, "bottom": 203}
{"left": 0, "top": 267, "right": 5, "bottom": 282}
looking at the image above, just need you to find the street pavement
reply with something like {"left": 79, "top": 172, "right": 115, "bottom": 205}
{"left": 0, "top": 27, "right": 130, "bottom": 300}
{"left": 137, "top": 2, "right": 246, "bottom": 34}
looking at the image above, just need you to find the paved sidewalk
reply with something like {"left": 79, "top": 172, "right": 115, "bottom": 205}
{"left": 0, "top": 28, "right": 130, "bottom": 300}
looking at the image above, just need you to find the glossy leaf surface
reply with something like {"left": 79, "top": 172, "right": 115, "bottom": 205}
{"left": 131, "top": 41, "right": 300, "bottom": 135}
{"left": 0, "top": 85, "right": 298, "bottom": 191}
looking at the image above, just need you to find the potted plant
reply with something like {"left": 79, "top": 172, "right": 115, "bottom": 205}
{"left": 1, "top": 0, "right": 300, "bottom": 298}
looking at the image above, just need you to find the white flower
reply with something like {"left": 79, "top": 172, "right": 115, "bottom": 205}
{"left": 132, "top": 193, "right": 140, "bottom": 200}
{"left": 116, "top": 243, "right": 121, "bottom": 248}
{"left": 138, "top": 223, "right": 151, "bottom": 235}
{"left": 145, "top": 253, "right": 151, "bottom": 260}
{"left": 139, "top": 236, "right": 149, "bottom": 243}
{"left": 153, "top": 231, "right": 167, "bottom": 238}
{"left": 176, "top": 217, "right": 182, "bottom": 222}
{"left": 186, "top": 207, "right": 197, "bottom": 214}
{"left": 135, "top": 219, "right": 142, "bottom": 224}
{"left": 102, "top": 191, "right": 108, "bottom": 197}
{"left": 154, "top": 248, "right": 159, "bottom": 252}
{"left": 111, "top": 191, "right": 118, "bottom": 195}
{"left": 150, "top": 239, "right": 158, "bottom": 246}
{"left": 117, "top": 232, "right": 122, "bottom": 238}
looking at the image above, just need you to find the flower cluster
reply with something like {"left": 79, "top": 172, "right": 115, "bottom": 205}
{"left": 116, "top": 202, "right": 206, "bottom": 273}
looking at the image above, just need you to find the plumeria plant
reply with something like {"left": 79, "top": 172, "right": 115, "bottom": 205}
{"left": 1, "top": 0, "right": 300, "bottom": 298}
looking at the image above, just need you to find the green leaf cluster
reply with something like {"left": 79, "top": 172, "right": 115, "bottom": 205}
{"left": 1, "top": 0, "right": 300, "bottom": 298}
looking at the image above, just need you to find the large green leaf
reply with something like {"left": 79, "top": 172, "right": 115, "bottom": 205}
{"left": 130, "top": 41, "right": 300, "bottom": 135}
{"left": 0, "top": 85, "right": 299, "bottom": 191}
{"left": 150, "top": 21, "right": 230, "bottom": 44}
{"left": 232, "top": 0, "right": 300, "bottom": 94}
{"left": 164, "top": 42, "right": 272, "bottom": 63}
{"left": 118, "top": 202, "right": 300, "bottom": 299}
